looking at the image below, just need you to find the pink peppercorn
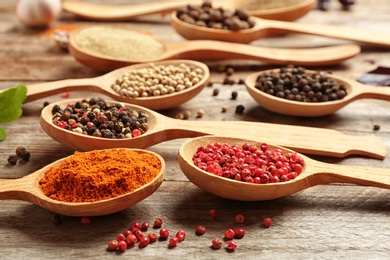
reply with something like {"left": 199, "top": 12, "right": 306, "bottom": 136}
{"left": 176, "top": 230, "right": 186, "bottom": 242}
{"left": 130, "top": 221, "right": 141, "bottom": 230}
{"left": 117, "top": 240, "right": 127, "bottom": 252}
{"left": 195, "top": 225, "right": 206, "bottom": 235}
{"left": 263, "top": 217, "right": 273, "bottom": 228}
{"left": 80, "top": 216, "right": 90, "bottom": 225}
{"left": 224, "top": 228, "right": 235, "bottom": 240}
{"left": 234, "top": 228, "right": 245, "bottom": 239}
{"left": 209, "top": 209, "right": 218, "bottom": 218}
{"left": 153, "top": 217, "right": 163, "bottom": 228}
{"left": 169, "top": 236, "right": 179, "bottom": 247}
{"left": 139, "top": 236, "right": 150, "bottom": 248}
{"left": 226, "top": 240, "right": 237, "bottom": 250}
{"left": 235, "top": 214, "right": 245, "bottom": 223}
{"left": 159, "top": 228, "right": 170, "bottom": 239}
{"left": 141, "top": 221, "right": 150, "bottom": 231}
{"left": 126, "top": 234, "right": 137, "bottom": 246}
{"left": 148, "top": 232, "right": 158, "bottom": 243}
{"left": 107, "top": 240, "right": 118, "bottom": 251}
{"left": 117, "top": 233, "right": 126, "bottom": 242}
{"left": 211, "top": 238, "right": 222, "bottom": 249}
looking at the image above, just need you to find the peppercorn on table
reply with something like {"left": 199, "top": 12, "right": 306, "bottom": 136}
{"left": 1, "top": 0, "right": 390, "bottom": 259}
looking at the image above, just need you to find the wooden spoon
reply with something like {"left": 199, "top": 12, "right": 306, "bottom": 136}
{"left": 178, "top": 136, "right": 390, "bottom": 201}
{"left": 24, "top": 60, "right": 210, "bottom": 111}
{"left": 245, "top": 68, "right": 390, "bottom": 117}
{"left": 62, "top": 0, "right": 316, "bottom": 22}
{"left": 68, "top": 26, "right": 361, "bottom": 72}
{"left": 40, "top": 99, "right": 386, "bottom": 159}
{"left": 0, "top": 149, "right": 165, "bottom": 216}
{"left": 171, "top": 12, "right": 390, "bottom": 47}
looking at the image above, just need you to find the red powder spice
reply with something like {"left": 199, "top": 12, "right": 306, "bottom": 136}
{"left": 39, "top": 149, "right": 161, "bottom": 202}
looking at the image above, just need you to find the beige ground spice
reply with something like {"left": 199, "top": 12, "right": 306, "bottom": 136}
{"left": 73, "top": 26, "right": 166, "bottom": 61}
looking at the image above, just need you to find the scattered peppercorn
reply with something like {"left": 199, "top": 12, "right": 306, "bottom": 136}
{"left": 183, "top": 110, "right": 192, "bottom": 119}
{"left": 141, "top": 222, "right": 150, "bottom": 231}
{"left": 196, "top": 109, "right": 204, "bottom": 118}
{"left": 212, "top": 88, "right": 219, "bottom": 96}
{"left": 221, "top": 105, "right": 228, "bottom": 113}
{"left": 80, "top": 216, "right": 91, "bottom": 225}
{"left": 175, "top": 112, "right": 184, "bottom": 120}
{"left": 16, "top": 146, "right": 30, "bottom": 161}
{"left": 211, "top": 238, "right": 223, "bottom": 249}
{"left": 169, "top": 236, "right": 179, "bottom": 247}
{"left": 235, "top": 213, "right": 245, "bottom": 223}
{"left": 226, "top": 67, "right": 235, "bottom": 76}
{"left": 263, "top": 217, "right": 273, "bottom": 228}
{"left": 176, "top": 1, "right": 255, "bottom": 31}
{"left": 139, "top": 236, "right": 150, "bottom": 248}
{"left": 43, "top": 101, "right": 50, "bottom": 107}
{"left": 159, "top": 228, "right": 170, "bottom": 239}
{"left": 148, "top": 232, "right": 158, "bottom": 243}
{"left": 154, "top": 217, "right": 163, "bottom": 228}
{"left": 196, "top": 225, "right": 207, "bottom": 235}
{"left": 238, "top": 78, "right": 245, "bottom": 84}
{"left": 254, "top": 65, "right": 347, "bottom": 103}
{"left": 235, "top": 104, "right": 245, "bottom": 114}
{"left": 209, "top": 209, "right": 218, "bottom": 218}
{"left": 107, "top": 240, "right": 119, "bottom": 251}
{"left": 373, "top": 124, "right": 380, "bottom": 131}
{"left": 117, "top": 240, "right": 127, "bottom": 252}
{"left": 226, "top": 240, "right": 237, "bottom": 250}
{"left": 224, "top": 228, "right": 235, "bottom": 240}
{"left": 231, "top": 91, "right": 238, "bottom": 100}
{"left": 176, "top": 230, "right": 186, "bottom": 242}
{"left": 234, "top": 228, "right": 245, "bottom": 239}
{"left": 7, "top": 155, "right": 18, "bottom": 165}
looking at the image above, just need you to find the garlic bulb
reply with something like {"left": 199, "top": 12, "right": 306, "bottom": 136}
{"left": 16, "top": 0, "right": 62, "bottom": 27}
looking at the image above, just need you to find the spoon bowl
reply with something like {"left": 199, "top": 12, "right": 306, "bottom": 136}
{"left": 40, "top": 99, "right": 386, "bottom": 159}
{"left": 171, "top": 12, "right": 390, "bottom": 47}
{"left": 62, "top": 0, "right": 315, "bottom": 22}
{"left": 0, "top": 149, "right": 165, "bottom": 216}
{"left": 68, "top": 26, "right": 361, "bottom": 72}
{"left": 24, "top": 59, "right": 210, "bottom": 111}
{"left": 178, "top": 136, "right": 390, "bottom": 201}
{"left": 245, "top": 68, "right": 390, "bottom": 117}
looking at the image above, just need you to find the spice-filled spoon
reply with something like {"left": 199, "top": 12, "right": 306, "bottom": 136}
{"left": 171, "top": 12, "right": 390, "bottom": 47}
{"left": 68, "top": 26, "right": 360, "bottom": 72}
{"left": 24, "top": 60, "right": 210, "bottom": 111}
{"left": 245, "top": 68, "right": 390, "bottom": 117}
{"left": 62, "top": 0, "right": 315, "bottom": 22}
{"left": 0, "top": 149, "right": 165, "bottom": 216}
{"left": 178, "top": 136, "right": 390, "bottom": 201}
{"left": 40, "top": 99, "right": 386, "bottom": 159}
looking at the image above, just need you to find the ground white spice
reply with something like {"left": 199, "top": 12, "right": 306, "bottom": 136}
{"left": 73, "top": 26, "right": 166, "bottom": 61}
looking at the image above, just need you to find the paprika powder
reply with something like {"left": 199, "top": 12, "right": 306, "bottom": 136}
{"left": 39, "top": 149, "right": 161, "bottom": 202}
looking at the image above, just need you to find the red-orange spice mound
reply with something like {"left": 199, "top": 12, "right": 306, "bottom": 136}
{"left": 39, "top": 149, "right": 161, "bottom": 202}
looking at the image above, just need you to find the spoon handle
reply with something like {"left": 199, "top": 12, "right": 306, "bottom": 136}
{"left": 265, "top": 20, "right": 390, "bottom": 48}
{"left": 351, "top": 81, "right": 390, "bottom": 100}
{"left": 169, "top": 119, "right": 386, "bottom": 159}
{"left": 309, "top": 160, "right": 390, "bottom": 189}
{"left": 166, "top": 41, "right": 360, "bottom": 66}
{"left": 62, "top": 1, "right": 186, "bottom": 20}
{"left": 0, "top": 175, "right": 35, "bottom": 200}
{"left": 25, "top": 77, "right": 102, "bottom": 103}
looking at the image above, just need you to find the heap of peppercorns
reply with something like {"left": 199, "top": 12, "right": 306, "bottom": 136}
{"left": 254, "top": 65, "right": 348, "bottom": 103}
{"left": 176, "top": 0, "right": 254, "bottom": 31}
{"left": 193, "top": 141, "right": 304, "bottom": 183}
{"left": 7, "top": 146, "right": 30, "bottom": 165}
{"left": 51, "top": 98, "right": 148, "bottom": 139}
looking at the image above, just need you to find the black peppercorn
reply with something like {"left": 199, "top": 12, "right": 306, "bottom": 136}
{"left": 213, "top": 88, "right": 219, "bottom": 96}
{"left": 7, "top": 155, "right": 18, "bottom": 165}
{"left": 231, "top": 91, "right": 238, "bottom": 100}
{"left": 235, "top": 104, "right": 245, "bottom": 114}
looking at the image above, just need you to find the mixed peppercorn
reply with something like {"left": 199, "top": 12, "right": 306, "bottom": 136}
{"left": 51, "top": 98, "right": 148, "bottom": 139}
{"left": 254, "top": 65, "right": 348, "bottom": 103}
{"left": 177, "top": 0, "right": 254, "bottom": 31}
{"left": 7, "top": 146, "right": 30, "bottom": 165}
{"left": 193, "top": 142, "right": 304, "bottom": 183}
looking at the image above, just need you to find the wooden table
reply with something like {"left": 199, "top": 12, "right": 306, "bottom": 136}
{"left": 1, "top": 0, "right": 389, "bottom": 259}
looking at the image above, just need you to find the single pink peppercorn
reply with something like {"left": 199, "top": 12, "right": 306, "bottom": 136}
{"left": 211, "top": 238, "right": 222, "bottom": 249}
{"left": 134, "top": 229, "right": 144, "bottom": 241}
{"left": 226, "top": 240, "right": 237, "bottom": 250}
{"left": 153, "top": 217, "right": 163, "bottom": 228}
{"left": 139, "top": 236, "right": 150, "bottom": 248}
{"left": 263, "top": 217, "right": 273, "bottom": 228}
{"left": 209, "top": 209, "right": 218, "bottom": 218}
{"left": 126, "top": 234, "right": 137, "bottom": 246}
{"left": 235, "top": 214, "right": 245, "bottom": 223}
{"left": 176, "top": 230, "right": 186, "bottom": 242}
{"left": 117, "top": 233, "right": 126, "bottom": 242}
{"left": 195, "top": 225, "right": 206, "bottom": 235}
{"left": 169, "top": 236, "right": 179, "bottom": 247}
{"left": 107, "top": 240, "right": 118, "bottom": 251}
{"left": 123, "top": 229, "right": 132, "bottom": 237}
{"left": 148, "top": 232, "right": 158, "bottom": 243}
{"left": 234, "top": 228, "right": 245, "bottom": 239}
{"left": 224, "top": 228, "right": 235, "bottom": 240}
{"left": 130, "top": 221, "right": 141, "bottom": 230}
{"left": 80, "top": 216, "right": 90, "bottom": 225}
{"left": 141, "top": 221, "right": 150, "bottom": 231}
{"left": 159, "top": 228, "right": 170, "bottom": 239}
{"left": 117, "top": 240, "right": 127, "bottom": 252}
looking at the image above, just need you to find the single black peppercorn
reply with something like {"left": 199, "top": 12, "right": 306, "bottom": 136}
{"left": 213, "top": 88, "right": 219, "bottom": 96}
{"left": 231, "top": 91, "right": 238, "bottom": 100}
{"left": 235, "top": 104, "right": 245, "bottom": 114}
{"left": 7, "top": 155, "right": 18, "bottom": 165}
{"left": 373, "top": 124, "right": 380, "bottom": 131}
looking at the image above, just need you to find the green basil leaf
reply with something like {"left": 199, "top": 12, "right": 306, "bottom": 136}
{"left": 0, "top": 84, "right": 27, "bottom": 123}
{"left": 0, "top": 127, "right": 6, "bottom": 140}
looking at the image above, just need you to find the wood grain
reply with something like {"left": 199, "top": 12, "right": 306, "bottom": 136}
{"left": 1, "top": 0, "right": 390, "bottom": 259}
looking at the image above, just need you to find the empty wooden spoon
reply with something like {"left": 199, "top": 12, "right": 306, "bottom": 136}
{"left": 40, "top": 99, "right": 386, "bottom": 159}
{"left": 24, "top": 60, "right": 210, "bottom": 111}
{"left": 0, "top": 149, "right": 165, "bottom": 216}
{"left": 171, "top": 12, "right": 390, "bottom": 47}
{"left": 178, "top": 136, "right": 390, "bottom": 201}
{"left": 245, "top": 68, "right": 390, "bottom": 117}
{"left": 62, "top": 0, "right": 315, "bottom": 22}
{"left": 68, "top": 26, "right": 361, "bottom": 72}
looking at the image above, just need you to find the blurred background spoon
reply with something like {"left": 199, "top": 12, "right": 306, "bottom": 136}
{"left": 62, "top": 0, "right": 316, "bottom": 22}
{"left": 178, "top": 136, "right": 390, "bottom": 201}
{"left": 245, "top": 68, "right": 390, "bottom": 117}
{"left": 68, "top": 26, "right": 361, "bottom": 71}
{"left": 171, "top": 12, "right": 390, "bottom": 47}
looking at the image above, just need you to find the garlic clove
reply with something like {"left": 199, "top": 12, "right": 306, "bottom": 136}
{"left": 16, "top": 0, "right": 62, "bottom": 28}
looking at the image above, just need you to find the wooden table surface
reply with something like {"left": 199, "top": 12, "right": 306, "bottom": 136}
{"left": 1, "top": 0, "right": 389, "bottom": 259}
